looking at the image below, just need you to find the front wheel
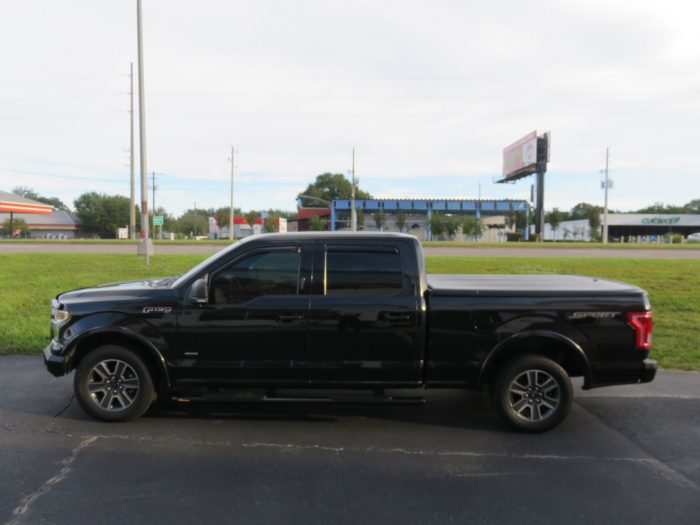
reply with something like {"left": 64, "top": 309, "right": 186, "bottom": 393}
{"left": 490, "top": 355, "right": 573, "bottom": 432}
{"left": 74, "top": 345, "right": 155, "bottom": 422}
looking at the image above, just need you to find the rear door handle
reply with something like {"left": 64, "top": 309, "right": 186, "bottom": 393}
{"left": 385, "top": 313, "right": 411, "bottom": 322}
{"left": 278, "top": 314, "right": 303, "bottom": 323}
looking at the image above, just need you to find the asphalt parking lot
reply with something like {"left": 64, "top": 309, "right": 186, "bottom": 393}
{"left": 1, "top": 356, "right": 699, "bottom": 525}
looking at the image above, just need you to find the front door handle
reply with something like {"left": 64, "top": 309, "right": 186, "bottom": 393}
{"left": 278, "top": 314, "right": 303, "bottom": 323}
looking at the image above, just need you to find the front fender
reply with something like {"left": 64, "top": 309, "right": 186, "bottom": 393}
{"left": 59, "top": 312, "right": 170, "bottom": 387}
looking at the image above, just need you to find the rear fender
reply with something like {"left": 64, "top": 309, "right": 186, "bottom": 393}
{"left": 478, "top": 330, "right": 592, "bottom": 389}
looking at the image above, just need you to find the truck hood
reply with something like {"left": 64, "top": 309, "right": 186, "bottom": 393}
{"left": 57, "top": 277, "right": 176, "bottom": 304}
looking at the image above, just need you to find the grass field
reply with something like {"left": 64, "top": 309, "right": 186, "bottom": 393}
{"left": 1, "top": 253, "right": 698, "bottom": 369}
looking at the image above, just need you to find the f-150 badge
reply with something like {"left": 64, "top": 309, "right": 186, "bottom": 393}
{"left": 143, "top": 306, "right": 172, "bottom": 314}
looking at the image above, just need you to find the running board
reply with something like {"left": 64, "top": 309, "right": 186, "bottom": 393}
{"left": 171, "top": 392, "right": 425, "bottom": 405}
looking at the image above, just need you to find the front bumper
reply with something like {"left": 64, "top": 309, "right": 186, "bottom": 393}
{"left": 43, "top": 341, "right": 67, "bottom": 377}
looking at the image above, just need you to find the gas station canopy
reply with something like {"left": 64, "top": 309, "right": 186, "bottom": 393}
{"left": 0, "top": 190, "right": 54, "bottom": 215}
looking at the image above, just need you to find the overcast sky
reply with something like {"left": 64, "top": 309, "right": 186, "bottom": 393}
{"left": 1, "top": 0, "right": 699, "bottom": 215}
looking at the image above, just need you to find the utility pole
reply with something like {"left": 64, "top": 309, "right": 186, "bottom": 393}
{"left": 151, "top": 171, "right": 156, "bottom": 239}
{"left": 229, "top": 146, "right": 235, "bottom": 240}
{"left": 136, "top": 0, "right": 153, "bottom": 262}
{"left": 351, "top": 147, "right": 357, "bottom": 231}
{"left": 193, "top": 202, "right": 197, "bottom": 238}
{"left": 602, "top": 147, "right": 611, "bottom": 244}
{"left": 129, "top": 62, "right": 136, "bottom": 240}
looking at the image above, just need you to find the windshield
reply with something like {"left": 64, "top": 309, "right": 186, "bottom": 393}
{"left": 171, "top": 241, "right": 241, "bottom": 288}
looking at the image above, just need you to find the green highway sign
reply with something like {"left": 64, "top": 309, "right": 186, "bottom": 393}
{"left": 153, "top": 215, "right": 164, "bottom": 226}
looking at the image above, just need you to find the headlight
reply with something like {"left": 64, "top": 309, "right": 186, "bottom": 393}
{"left": 51, "top": 304, "right": 71, "bottom": 339}
{"left": 54, "top": 310, "right": 71, "bottom": 323}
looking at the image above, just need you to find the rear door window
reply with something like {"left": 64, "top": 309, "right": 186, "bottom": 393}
{"left": 325, "top": 248, "right": 403, "bottom": 297}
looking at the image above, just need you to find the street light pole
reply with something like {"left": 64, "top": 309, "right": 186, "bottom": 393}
{"left": 229, "top": 146, "right": 235, "bottom": 240}
{"left": 136, "top": 0, "right": 153, "bottom": 262}
{"left": 129, "top": 62, "right": 136, "bottom": 240}
{"left": 351, "top": 147, "right": 357, "bottom": 232}
{"left": 602, "top": 147, "right": 611, "bottom": 244}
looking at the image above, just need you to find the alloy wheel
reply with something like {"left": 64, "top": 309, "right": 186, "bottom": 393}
{"left": 86, "top": 359, "right": 140, "bottom": 412}
{"left": 507, "top": 369, "right": 561, "bottom": 422}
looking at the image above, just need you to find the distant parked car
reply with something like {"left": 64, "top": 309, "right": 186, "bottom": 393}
{"left": 687, "top": 233, "right": 700, "bottom": 242}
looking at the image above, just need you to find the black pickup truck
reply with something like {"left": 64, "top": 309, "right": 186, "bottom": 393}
{"left": 43, "top": 232, "right": 656, "bottom": 431}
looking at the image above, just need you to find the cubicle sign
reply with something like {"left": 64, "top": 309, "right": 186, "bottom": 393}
{"left": 500, "top": 131, "right": 538, "bottom": 182}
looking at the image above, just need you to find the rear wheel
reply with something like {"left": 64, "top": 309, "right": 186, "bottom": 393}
{"left": 74, "top": 345, "right": 155, "bottom": 422}
{"left": 490, "top": 355, "right": 573, "bottom": 432}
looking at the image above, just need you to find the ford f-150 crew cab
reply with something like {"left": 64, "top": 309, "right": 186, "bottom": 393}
{"left": 43, "top": 232, "right": 657, "bottom": 431}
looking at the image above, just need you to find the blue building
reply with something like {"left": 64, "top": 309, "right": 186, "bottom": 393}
{"left": 327, "top": 198, "right": 529, "bottom": 241}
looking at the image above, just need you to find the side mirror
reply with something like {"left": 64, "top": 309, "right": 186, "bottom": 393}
{"left": 190, "top": 277, "right": 208, "bottom": 304}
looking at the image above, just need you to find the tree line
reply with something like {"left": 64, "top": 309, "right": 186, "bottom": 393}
{"left": 6, "top": 183, "right": 700, "bottom": 239}
{"left": 8, "top": 187, "right": 294, "bottom": 239}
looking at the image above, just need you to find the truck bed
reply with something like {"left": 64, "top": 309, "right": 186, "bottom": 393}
{"left": 426, "top": 274, "right": 644, "bottom": 297}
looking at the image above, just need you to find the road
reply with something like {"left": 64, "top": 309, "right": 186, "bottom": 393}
{"left": 1, "top": 356, "right": 698, "bottom": 525}
{"left": 2, "top": 242, "right": 700, "bottom": 258}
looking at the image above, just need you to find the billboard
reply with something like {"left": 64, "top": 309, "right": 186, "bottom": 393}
{"left": 500, "top": 131, "right": 538, "bottom": 182}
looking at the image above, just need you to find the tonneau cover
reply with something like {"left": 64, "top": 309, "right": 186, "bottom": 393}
{"left": 427, "top": 274, "right": 643, "bottom": 297}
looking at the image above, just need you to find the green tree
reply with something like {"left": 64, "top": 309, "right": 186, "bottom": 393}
{"left": 299, "top": 173, "right": 372, "bottom": 206}
{"left": 174, "top": 208, "right": 210, "bottom": 237}
{"left": 635, "top": 202, "right": 684, "bottom": 214}
{"left": 356, "top": 209, "right": 365, "bottom": 230}
{"left": 373, "top": 211, "right": 385, "bottom": 231}
{"left": 213, "top": 207, "right": 243, "bottom": 231}
{"left": 74, "top": 192, "right": 131, "bottom": 238}
{"left": 245, "top": 211, "right": 258, "bottom": 229}
{"left": 430, "top": 214, "right": 446, "bottom": 239}
{"left": 1, "top": 218, "right": 30, "bottom": 237}
{"left": 12, "top": 186, "right": 69, "bottom": 211}
{"left": 461, "top": 216, "right": 483, "bottom": 239}
{"left": 683, "top": 199, "right": 700, "bottom": 213}
{"left": 546, "top": 207, "right": 565, "bottom": 238}
{"left": 395, "top": 211, "right": 407, "bottom": 232}
{"left": 263, "top": 213, "right": 281, "bottom": 233}
{"left": 568, "top": 202, "right": 602, "bottom": 241}
{"left": 307, "top": 215, "right": 326, "bottom": 231}
{"left": 444, "top": 215, "right": 460, "bottom": 239}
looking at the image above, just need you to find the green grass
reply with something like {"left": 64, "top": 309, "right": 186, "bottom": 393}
{"left": 1, "top": 253, "right": 698, "bottom": 370}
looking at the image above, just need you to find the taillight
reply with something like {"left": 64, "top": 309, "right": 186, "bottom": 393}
{"left": 627, "top": 311, "right": 653, "bottom": 350}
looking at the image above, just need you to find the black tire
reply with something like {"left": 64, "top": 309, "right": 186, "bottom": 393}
{"left": 490, "top": 355, "right": 573, "bottom": 433}
{"left": 74, "top": 345, "right": 156, "bottom": 422}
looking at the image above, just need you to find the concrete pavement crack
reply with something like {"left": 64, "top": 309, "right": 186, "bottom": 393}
{"left": 5, "top": 435, "right": 97, "bottom": 525}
